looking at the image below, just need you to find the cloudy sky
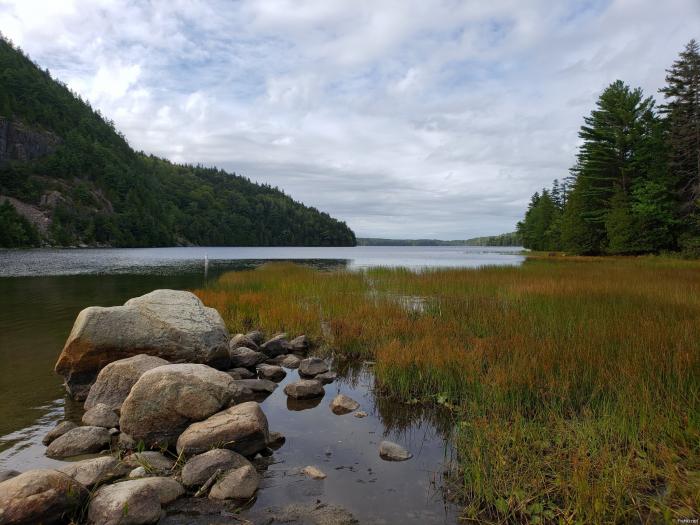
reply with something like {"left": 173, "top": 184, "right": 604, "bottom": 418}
{"left": 1, "top": 0, "right": 698, "bottom": 238}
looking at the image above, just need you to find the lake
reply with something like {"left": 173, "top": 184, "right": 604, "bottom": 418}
{"left": 0, "top": 246, "right": 523, "bottom": 523}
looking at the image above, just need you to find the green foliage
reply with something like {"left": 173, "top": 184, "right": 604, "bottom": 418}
{"left": 0, "top": 200, "right": 39, "bottom": 247}
{"left": 0, "top": 37, "right": 356, "bottom": 247}
{"left": 517, "top": 187, "right": 562, "bottom": 251}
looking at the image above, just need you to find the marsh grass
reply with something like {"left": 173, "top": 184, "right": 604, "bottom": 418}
{"left": 194, "top": 257, "right": 700, "bottom": 523}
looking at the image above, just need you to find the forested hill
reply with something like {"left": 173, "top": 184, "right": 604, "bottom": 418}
{"left": 0, "top": 38, "right": 356, "bottom": 248}
{"left": 357, "top": 232, "right": 521, "bottom": 246}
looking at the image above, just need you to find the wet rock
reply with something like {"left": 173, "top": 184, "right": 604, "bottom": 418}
{"left": 379, "top": 440, "right": 412, "bottom": 461}
{"left": 245, "top": 330, "right": 265, "bottom": 346}
{"left": 281, "top": 354, "right": 302, "bottom": 369}
{"left": 302, "top": 466, "right": 327, "bottom": 479}
{"left": 299, "top": 357, "right": 329, "bottom": 377}
{"left": 316, "top": 371, "right": 337, "bottom": 384}
{"left": 248, "top": 503, "right": 359, "bottom": 525}
{"left": 227, "top": 367, "right": 256, "bottom": 380}
{"left": 208, "top": 464, "right": 260, "bottom": 500}
{"left": 181, "top": 449, "right": 251, "bottom": 488}
{"left": 57, "top": 456, "right": 129, "bottom": 487}
{"left": 0, "top": 469, "right": 88, "bottom": 525}
{"left": 330, "top": 394, "right": 360, "bottom": 415}
{"left": 354, "top": 411, "right": 368, "bottom": 418}
{"left": 177, "top": 401, "right": 270, "bottom": 457}
{"left": 123, "top": 451, "right": 175, "bottom": 473}
{"left": 84, "top": 354, "right": 169, "bottom": 410}
{"left": 119, "top": 363, "right": 237, "bottom": 448}
{"left": 0, "top": 469, "right": 19, "bottom": 482}
{"left": 229, "top": 347, "right": 267, "bottom": 368}
{"left": 260, "top": 333, "right": 289, "bottom": 357}
{"left": 88, "top": 483, "right": 160, "bottom": 524}
{"left": 267, "top": 431, "right": 286, "bottom": 449}
{"left": 42, "top": 420, "right": 77, "bottom": 446}
{"left": 82, "top": 403, "right": 119, "bottom": 428}
{"left": 45, "top": 425, "right": 111, "bottom": 458}
{"left": 230, "top": 333, "right": 259, "bottom": 351}
{"left": 55, "top": 290, "right": 231, "bottom": 400}
{"left": 257, "top": 363, "right": 286, "bottom": 381}
{"left": 284, "top": 379, "right": 324, "bottom": 399}
{"left": 288, "top": 334, "right": 310, "bottom": 353}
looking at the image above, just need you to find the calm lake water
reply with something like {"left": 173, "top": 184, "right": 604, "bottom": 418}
{"left": 0, "top": 246, "right": 522, "bottom": 523}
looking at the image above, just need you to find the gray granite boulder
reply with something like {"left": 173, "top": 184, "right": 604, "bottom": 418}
{"left": 181, "top": 449, "right": 252, "bottom": 488}
{"left": 284, "top": 379, "right": 324, "bottom": 399}
{"left": 330, "top": 394, "right": 360, "bottom": 415}
{"left": 256, "top": 363, "right": 286, "bottom": 381}
{"left": 260, "top": 334, "right": 289, "bottom": 357}
{"left": 379, "top": 440, "right": 412, "bottom": 461}
{"left": 42, "top": 420, "right": 77, "bottom": 446}
{"left": 57, "top": 456, "right": 129, "bottom": 487}
{"left": 82, "top": 403, "right": 119, "bottom": 428}
{"left": 208, "top": 464, "right": 260, "bottom": 500}
{"left": 229, "top": 347, "right": 267, "bottom": 368}
{"left": 45, "top": 426, "right": 111, "bottom": 458}
{"left": 299, "top": 357, "right": 329, "bottom": 377}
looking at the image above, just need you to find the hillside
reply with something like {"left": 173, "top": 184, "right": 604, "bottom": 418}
{"left": 357, "top": 232, "right": 521, "bottom": 246}
{"left": 0, "top": 38, "right": 356, "bottom": 248}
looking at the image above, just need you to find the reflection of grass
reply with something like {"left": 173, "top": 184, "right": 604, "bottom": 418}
{"left": 194, "top": 258, "right": 700, "bottom": 522}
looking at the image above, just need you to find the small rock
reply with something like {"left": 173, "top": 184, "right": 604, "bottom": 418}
{"left": 42, "top": 420, "right": 77, "bottom": 446}
{"left": 230, "top": 333, "right": 259, "bottom": 351}
{"left": 87, "top": 480, "right": 160, "bottom": 525}
{"left": 260, "top": 334, "right": 289, "bottom": 357}
{"left": 354, "top": 411, "right": 368, "bottom": 418}
{"left": 229, "top": 347, "right": 267, "bottom": 368}
{"left": 330, "top": 394, "right": 360, "bottom": 415}
{"left": 280, "top": 354, "right": 301, "bottom": 369}
{"left": 0, "top": 469, "right": 20, "bottom": 482}
{"left": 234, "top": 378, "right": 278, "bottom": 397}
{"left": 257, "top": 363, "right": 286, "bottom": 381}
{"left": 45, "top": 426, "right": 111, "bottom": 459}
{"left": 181, "top": 449, "right": 252, "bottom": 488}
{"left": 82, "top": 403, "right": 119, "bottom": 428}
{"left": 267, "top": 431, "right": 286, "bottom": 449}
{"left": 177, "top": 401, "right": 270, "bottom": 457}
{"left": 209, "top": 464, "right": 260, "bottom": 500}
{"left": 379, "top": 440, "right": 412, "bottom": 461}
{"left": 288, "top": 335, "right": 310, "bottom": 353}
{"left": 284, "top": 379, "right": 324, "bottom": 399}
{"left": 245, "top": 330, "right": 265, "bottom": 346}
{"left": 0, "top": 469, "right": 89, "bottom": 525}
{"left": 58, "top": 456, "right": 128, "bottom": 487}
{"left": 118, "top": 432, "right": 136, "bottom": 450}
{"left": 227, "top": 367, "right": 256, "bottom": 380}
{"left": 316, "top": 371, "right": 337, "bottom": 384}
{"left": 123, "top": 451, "right": 175, "bottom": 472}
{"left": 128, "top": 466, "right": 148, "bottom": 478}
{"left": 299, "top": 357, "right": 329, "bottom": 377}
{"left": 301, "top": 466, "right": 327, "bottom": 479}
{"left": 108, "top": 427, "right": 119, "bottom": 436}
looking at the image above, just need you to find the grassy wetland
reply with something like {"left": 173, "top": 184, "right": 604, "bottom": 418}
{"left": 195, "top": 256, "right": 700, "bottom": 523}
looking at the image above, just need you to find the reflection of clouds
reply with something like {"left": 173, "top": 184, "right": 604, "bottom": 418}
{"left": 3, "top": 0, "right": 696, "bottom": 237}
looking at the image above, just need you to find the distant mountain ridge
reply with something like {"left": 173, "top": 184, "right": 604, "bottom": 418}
{"left": 357, "top": 232, "right": 522, "bottom": 247}
{"left": 0, "top": 37, "right": 356, "bottom": 248}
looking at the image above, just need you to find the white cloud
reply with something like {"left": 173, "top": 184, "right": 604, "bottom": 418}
{"left": 1, "top": 0, "right": 699, "bottom": 238}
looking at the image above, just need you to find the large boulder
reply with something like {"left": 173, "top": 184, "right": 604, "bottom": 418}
{"left": 45, "top": 426, "right": 111, "bottom": 458}
{"left": 84, "top": 354, "right": 169, "bottom": 410}
{"left": 0, "top": 469, "right": 88, "bottom": 525}
{"left": 176, "top": 401, "right": 269, "bottom": 457}
{"left": 57, "top": 456, "right": 129, "bottom": 487}
{"left": 120, "top": 364, "right": 238, "bottom": 448}
{"left": 55, "top": 290, "right": 231, "bottom": 400}
{"left": 181, "top": 449, "right": 251, "bottom": 488}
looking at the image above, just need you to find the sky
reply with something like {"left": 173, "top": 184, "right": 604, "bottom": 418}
{"left": 1, "top": 0, "right": 699, "bottom": 239}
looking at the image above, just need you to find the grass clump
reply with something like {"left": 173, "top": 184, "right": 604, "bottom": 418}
{"left": 194, "top": 257, "right": 700, "bottom": 522}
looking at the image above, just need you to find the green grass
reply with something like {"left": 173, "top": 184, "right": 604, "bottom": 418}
{"left": 195, "top": 257, "right": 700, "bottom": 523}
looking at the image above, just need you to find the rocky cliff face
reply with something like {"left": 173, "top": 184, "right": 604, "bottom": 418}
{"left": 0, "top": 117, "right": 61, "bottom": 164}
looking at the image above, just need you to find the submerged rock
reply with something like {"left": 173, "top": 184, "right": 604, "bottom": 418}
{"left": 0, "top": 469, "right": 19, "bottom": 482}
{"left": 176, "top": 401, "right": 270, "bottom": 457}
{"left": 42, "top": 420, "right": 77, "bottom": 446}
{"left": 45, "top": 425, "right": 111, "bottom": 458}
{"left": 247, "top": 503, "right": 359, "bottom": 525}
{"left": 84, "top": 354, "right": 169, "bottom": 410}
{"left": 119, "top": 363, "right": 237, "bottom": 448}
{"left": 299, "top": 357, "right": 329, "bottom": 377}
{"left": 0, "top": 469, "right": 88, "bottom": 525}
{"left": 229, "top": 347, "right": 267, "bottom": 368}
{"left": 57, "top": 456, "right": 128, "bottom": 488}
{"left": 284, "top": 379, "right": 324, "bottom": 399}
{"left": 82, "top": 403, "right": 119, "bottom": 428}
{"left": 208, "top": 464, "right": 260, "bottom": 500}
{"left": 330, "top": 394, "right": 360, "bottom": 415}
{"left": 379, "top": 440, "right": 413, "bottom": 461}
{"left": 354, "top": 411, "right": 368, "bottom": 418}
{"left": 181, "top": 449, "right": 251, "bottom": 488}
{"left": 267, "top": 431, "right": 286, "bottom": 449}
{"left": 55, "top": 290, "right": 231, "bottom": 400}
{"left": 301, "top": 465, "right": 327, "bottom": 479}
{"left": 257, "top": 363, "right": 286, "bottom": 381}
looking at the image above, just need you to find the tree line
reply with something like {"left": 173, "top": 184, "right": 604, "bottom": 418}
{"left": 518, "top": 40, "right": 700, "bottom": 256}
{"left": 0, "top": 36, "right": 356, "bottom": 248}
